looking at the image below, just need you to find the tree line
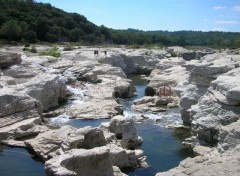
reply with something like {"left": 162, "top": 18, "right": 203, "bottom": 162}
{"left": 0, "top": 0, "right": 240, "bottom": 49}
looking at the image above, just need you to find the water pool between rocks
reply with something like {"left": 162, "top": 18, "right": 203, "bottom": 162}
{"left": 0, "top": 75, "right": 193, "bottom": 176}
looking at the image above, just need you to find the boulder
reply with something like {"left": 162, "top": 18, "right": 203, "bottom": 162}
{"left": 155, "top": 97, "right": 174, "bottom": 105}
{"left": 15, "top": 73, "right": 67, "bottom": 111}
{"left": 106, "top": 115, "right": 143, "bottom": 149}
{"left": 25, "top": 125, "right": 107, "bottom": 161}
{"left": 45, "top": 147, "right": 116, "bottom": 176}
{"left": 69, "top": 98, "right": 122, "bottom": 119}
{"left": 2, "top": 65, "right": 41, "bottom": 79}
{"left": 147, "top": 66, "right": 188, "bottom": 96}
{"left": 0, "top": 52, "right": 22, "bottom": 69}
{"left": 218, "top": 120, "right": 240, "bottom": 153}
{"left": 76, "top": 126, "right": 107, "bottom": 149}
{"left": 25, "top": 126, "right": 81, "bottom": 160}
{"left": 113, "top": 79, "right": 136, "bottom": 98}
{"left": 0, "top": 88, "right": 43, "bottom": 140}
{"left": 131, "top": 96, "right": 168, "bottom": 113}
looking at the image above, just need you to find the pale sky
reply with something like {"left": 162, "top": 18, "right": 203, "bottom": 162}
{"left": 36, "top": 0, "right": 240, "bottom": 32}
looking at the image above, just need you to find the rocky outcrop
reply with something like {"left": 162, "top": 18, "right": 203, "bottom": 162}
{"left": 166, "top": 46, "right": 214, "bottom": 61}
{"left": 67, "top": 64, "right": 135, "bottom": 119}
{"left": 156, "top": 53, "right": 240, "bottom": 176}
{"left": 131, "top": 96, "right": 174, "bottom": 113}
{"left": 156, "top": 153, "right": 240, "bottom": 176}
{"left": 0, "top": 52, "right": 22, "bottom": 68}
{"left": 146, "top": 63, "right": 187, "bottom": 96}
{"left": 45, "top": 147, "right": 124, "bottom": 176}
{"left": 100, "top": 49, "right": 167, "bottom": 74}
{"left": 100, "top": 115, "right": 143, "bottom": 149}
{"left": 25, "top": 125, "right": 107, "bottom": 160}
{"left": 175, "top": 53, "right": 239, "bottom": 125}
{"left": 190, "top": 67, "right": 240, "bottom": 146}
{"left": 0, "top": 89, "right": 43, "bottom": 140}
{"left": 20, "top": 73, "right": 67, "bottom": 111}
{"left": 113, "top": 79, "right": 136, "bottom": 98}
{"left": 26, "top": 117, "right": 147, "bottom": 175}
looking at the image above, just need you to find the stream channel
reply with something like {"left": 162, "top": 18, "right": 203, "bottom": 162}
{"left": 0, "top": 75, "right": 193, "bottom": 176}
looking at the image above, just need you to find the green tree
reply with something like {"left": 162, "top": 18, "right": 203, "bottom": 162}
{"left": 0, "top": 20, "right": 22, "bottom": 40}
{"left": 19, "top": 21, "right": 29, "bottom": 33}
{"left": 22, "top": 30, "right": 36, "bottom": 42}
{"left": 36, "top": 17, "right": 49, "bottom": 40}
{"left": 69, "top": 27, "right": 84, "bottom": 42}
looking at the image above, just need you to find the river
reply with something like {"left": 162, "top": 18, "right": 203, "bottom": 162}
{"left": 0, "top": 75, "right": 192, "bottom": 176}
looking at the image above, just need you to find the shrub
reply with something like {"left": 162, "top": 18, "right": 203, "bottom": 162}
{"left": 39, "top": 46, "right": 61, "bottom": 58}
{"left": 23, "top": 45, "right": 37, "bottom": 53}
{"left": 98, "top": 58, "right": 104, "bottom": 64}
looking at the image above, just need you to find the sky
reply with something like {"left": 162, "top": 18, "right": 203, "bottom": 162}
{"left": 36, "top": 0, "right": 240, "bottom": 32}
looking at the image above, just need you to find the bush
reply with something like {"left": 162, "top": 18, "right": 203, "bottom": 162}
{"left": 23, "top": 45, "right": 37, "bottom": 53}
{"left": 98, "top": 58, "right": 104, "bottom": 64}
{"left": 39, "top": 46, "right": 61, "bottom": 58}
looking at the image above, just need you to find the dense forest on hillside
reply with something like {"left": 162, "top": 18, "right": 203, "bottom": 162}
{"left": 0, "top": 0, "right": 240, "bottom": 48}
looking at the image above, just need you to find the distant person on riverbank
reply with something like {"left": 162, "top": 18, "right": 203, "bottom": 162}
{"left": 94, "top": 50, "right": 98, "bottom": 57}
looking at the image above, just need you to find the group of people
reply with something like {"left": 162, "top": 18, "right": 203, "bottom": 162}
{"left": 94, "top": 50, "right": 107, "bottom": 57}
{"left": 156, "top": 86, "right": 173, "bottom": 97}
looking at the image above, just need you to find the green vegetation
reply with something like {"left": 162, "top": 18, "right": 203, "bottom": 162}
{"left": 22, "top": 45, "right": 37, "bottom": 53}
{"left": 0, "top": 0, "right": 240, "bottom": 49}
{"left": 98, "top": 58, "right": 104, "bottom": 64}
{"left": 39, "top": 46, "right": 61, "bottom": 58}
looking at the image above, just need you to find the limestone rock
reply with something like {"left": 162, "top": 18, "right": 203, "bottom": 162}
{"left": 147, "top": 66, "right": 188, "bottom": 96}
{"left": 131, "top": 96, "right": 167, "bottom": 113}
{"left": 15, "top": 73, "right": 67, "bottom": 111}
{"left": 218, "top": 120, "right": 240, "bottom": 153}
{"left": 113, "top": 79, "right": 136, "bottom": 98}
{"left": 0, "top": 52, "right": 22, "bottom": 68}
{"left": 45, "top": 147, "right": 115, "bottom": 176}
{"left": 107, "top": 115, "right": 143, "bottom": 149}
{"left": 25, "top": 125, "right": 107, "bottom": 161}
{"left": 155, "top": 97, "right": 174, "bottom": 105}
{"left": 0, "top": 88, "right": 42, "bottom": 119}
{"left": 156, "top": 154, "right": 240, "bottom": 176}
{"left": 25, "top": 126, "right": 83, "bottom": 160}
{"left": 69, "top": 98, "right": 121, "bottom": 119}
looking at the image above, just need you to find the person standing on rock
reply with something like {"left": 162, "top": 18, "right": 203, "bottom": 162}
{"left": 94, "top": 50, "right": 99, "bottom": 57}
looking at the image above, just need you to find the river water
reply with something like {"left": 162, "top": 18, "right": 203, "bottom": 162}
{"left": 0, "top": 75, "right": 192, "bottom": 176}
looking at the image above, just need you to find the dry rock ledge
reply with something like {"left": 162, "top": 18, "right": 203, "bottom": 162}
{"left": 0, "top": 46, "right": 240, "bottom": 176}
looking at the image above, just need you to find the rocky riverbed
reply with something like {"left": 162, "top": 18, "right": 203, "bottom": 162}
{"left": 0, "top": 45, "right": 240, "bottom": 176}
